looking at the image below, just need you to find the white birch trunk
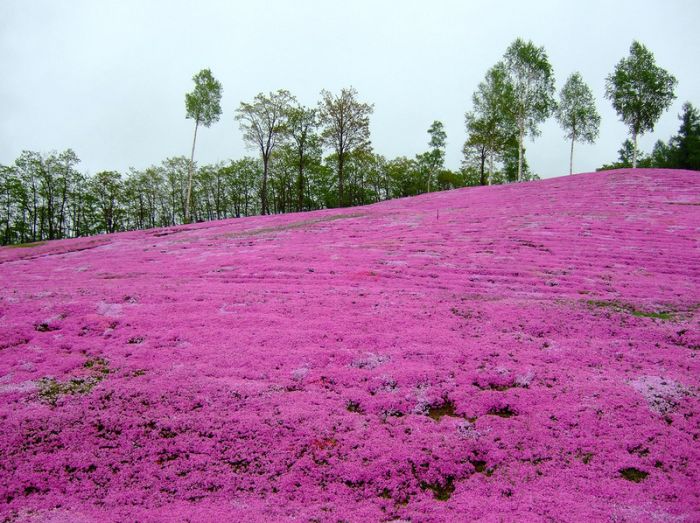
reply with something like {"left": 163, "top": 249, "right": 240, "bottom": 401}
{"left": 185, "top": 120, "right": 199, "bottom": 223}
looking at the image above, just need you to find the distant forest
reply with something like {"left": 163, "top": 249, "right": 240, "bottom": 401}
{"left": 1, "top": 39, "right": 698, "bottom": 246}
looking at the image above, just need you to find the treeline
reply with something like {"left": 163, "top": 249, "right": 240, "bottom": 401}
{"left": 0, "top": 80, "right": 531, "bottom": 246}
{"left": 0, "top": 144, "right": 484, "bottom": 246}
{"left": 1, "top": 38, "right": 693, "bottom": 246}
{"left": 598, "top": 102, "right": 700, "bottom": 171}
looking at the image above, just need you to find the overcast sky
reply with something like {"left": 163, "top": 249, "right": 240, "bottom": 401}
{"left": 1, "top": 0, "right": 699, "bottom": 179}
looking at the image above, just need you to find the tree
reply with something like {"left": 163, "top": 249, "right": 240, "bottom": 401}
{"left": 598, "top": 139, "right": 652, "bottom": 171}
{"left": 0, "top": 164, "right": 23, "bottom": 245}
{"left": 424, "top": 121, "right": 446, "bottom": 192}
{"left": 284, "top": 104, "right": 319, "bottom": 211}
{"left": 605, "top": 41, "right": 677, "bottom": 168}
{"left": 555, "top": 73, "right": 601, "bottom": 175}
{"left": 341, "top": 149, "right": 385, "bottom": 205}
{"left": 51, "top": 149, "right": 81, "bottom": 239}
{"left": 385, "top": 156, "right": 424, "bottom": 198}
{"left": 649, "top": 140, "right": 673, "bottom": 168}
{"left": 461, "top": 134, "right": 488, "bottom": 186}
{"left": 236, "top": 90, "right": 294, "bottom": 215}
{"left": 318, "top": 87, "right": 374, "bottom": 207}
{"left": 90, "top": 171, "right": 123, "bottom": 233}
{"left": 162, "top": 156, "right": 190, "bottom": 225}
{"left": 502, "top": 136, "right": 534, "bottom": 182}
{"left": 221, "top": 157, "right": 262, "bottom": 217}
{"left": 184, "top": 68, "right": 222, "bottom": 222}
{"left": 504, "top": 38, "right": 556, "bottom": 181}
{"left": 670, "top": 102, "right": 700, "bottom": 170}
{"left": 464, "top": 62, "right": 516, "bottom": 185}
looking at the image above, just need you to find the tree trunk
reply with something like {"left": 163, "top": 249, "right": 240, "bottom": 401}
{"left": 569, "top": 135, "right": 575, "bottom": 175}
{"left": 518, "top": 123, "right": 524, "bottom": 182}
{"left": 632, "top": 129, "right": 638, "bottom": 168}
{"left": 297, "top": 148, "right": 304, "bottom": 212}
{"left": 338, "top": 152, "right": 345, "bottom": 207}
{"left": 479, "top": 150, "right": 486, "bottom": 186}
{"left": 31, "top": 184, "right": 37, "bottom": 242}
{"left": 488, "top": 153, "right": 494, "bottom": 185}
{"left": 185, "top": 120, "right": 199, "bottom": 223}
{"left": 261, "top": 155, "right": 269, "bottom": 215}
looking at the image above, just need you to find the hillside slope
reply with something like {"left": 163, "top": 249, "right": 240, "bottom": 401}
{"left": 1, "top": 169, "right": 699, "bottom": 522}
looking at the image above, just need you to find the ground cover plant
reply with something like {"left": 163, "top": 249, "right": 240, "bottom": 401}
{"left": 0, "top": 168, "right": 698, "bottom": 522}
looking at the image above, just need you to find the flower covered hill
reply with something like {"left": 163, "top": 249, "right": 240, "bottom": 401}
{"left": 0, "top": 168, "right": 699, "bottom": 522}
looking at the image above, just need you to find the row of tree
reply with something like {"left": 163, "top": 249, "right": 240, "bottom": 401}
{"left": 0, "top": 140, "right": 491, "bottom": 245}
{"left": 186, "top": 79, "right": 380, "bottom": 217}
{"left": 461, "top": 39, "right": 679, "bottom": 184}
{"left": 1, "top": 38, "right": 692, "bottom": 246}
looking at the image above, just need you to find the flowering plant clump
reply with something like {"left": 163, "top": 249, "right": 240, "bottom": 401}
{"left": 0, "top": 169, "right": 698, "bottom": 521}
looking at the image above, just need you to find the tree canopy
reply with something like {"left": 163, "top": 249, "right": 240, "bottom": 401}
{"left": 235, "top": 90, "right": 295, "bottom": 214}
{"left": 185, "top": 69, "right": 223, "bottom": 127}
{"left": 318, "top": 87, "right": 374, "bottom": 207}
{"left": 555, "top": 72, "right": 601, "bottom": 174}
{"left": 605, "top": 41, "right": 677, "bottom": 168}
{"left": 464, "top": 61, "right": 516, "bottom": 185}
{"left": 504, "top": 38, "right": 556, "bottom": 181}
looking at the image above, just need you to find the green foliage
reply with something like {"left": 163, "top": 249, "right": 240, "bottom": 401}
{"left": 184, "top": 69, "right": 223, "bottom": 223}
{"left": 428, "top": 120, "right": 447, "bottom": 152}
{"left": 282, "top": 104, "right": 320, "bottom": 212}
{"left": 386, "top": 156, "right": 421, "bottom": 198}
{"left": 424, "top": 120, "right": 447, "bottom": 192}
{"left": 556, "top": 73, "right": 601, "bottom": 174}
{"left": 235, "top": 90, "right": 295, "bottom": 215}
{"left": 502, "top": 138, "right": 537, "bottom": 182}
{"left": 90, "top": 171, "right": 123, "bottom": 233}
{"left": 464, "top": 62, "right": 517, "bottom": 185}
{"left": 318, "top": 87, "right": 374, "bottom": 207}
{"left": 461, "top": 137, "right": 488, "bottom": 185}
{"left": 598, "top": 102, "right": 699, "bottom": 172}
{"left": 649, "top": 140, "right": 674, "bottom": 168}
{"left": 598, "top": 139, "right": 651, "bottom": 170}
{"left": 605, "top": 41, "right": 677, "bottom": 167}
{"left": 455, "top": 166, "right": 481, "bottom": 187}
{"left": 3, "top": 149, "right": 82, "bottom": 243}
{"left": 185, "top": 69, "right": 223, "bottom": 127}
{"left": 504, "top": 38, "right": 556, "bottom": 181}
{"left": 435, "top": 169, "right": 465, "bottom": 190}
{"left": 38, "top": 358, "right": 110, "bottom": 406}
{"left": 670, "top": 102, "right": 700, "bottom": 170}
{"left": 343, "top": 150, "right": 386, "bottom": 206}
{"left": 587, "top": 300, "right": 675, "bottom": 321}
{"left": 556, "top": 73, "right": 600, "bottom": 143}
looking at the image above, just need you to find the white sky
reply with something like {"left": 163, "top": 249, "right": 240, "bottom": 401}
{"left": 1, "top": 0, "right": 699, "bottom": 178}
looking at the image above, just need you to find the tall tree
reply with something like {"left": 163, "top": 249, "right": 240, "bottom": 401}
{"left": 502, "top": 137, "right": 536, "bottom": 182}
{"left": 90, "top": 171, "right": 123, "bottom": 233}
{"left": 284, "top": 104, "right": 319, "bottom": 212}
{"left": 670, "top": 102, "right": 700, "bottom": 170}
{"left": 555, "top": 72, "right": 601, "bottom": 175}
{"left": 318, "top": 87, "right": 374, "bottom": 207}
{"left": 424, "top": 121, "right": 446, "bottom": 192}
{"left": 162, "top": 157, "right": 190, "bottom": 225}
{"left": 0, "top": 165, "right": 21, "bottom": 245}
{"left": 386, "top": 156, "right": 421, "bottom": 198}
{"left": 461, "top": 135, "right": 488, "bottom": 186}
{"left": 236, "top": 90, "right": 294, "bottom": 215}
{"left": 184, "top": 68, "right": 222, "bottom": 222}
{"left": 464, "top": 62, "right": 516, "bottom": 185}
{"left": 504, "top": 38, "right": 556, "bottom": 181}
{"left": 605, "top": 41, "right": 677, "bottom": 168}
{"left": 52, "top": 149, "right": 80, "bottom": 239}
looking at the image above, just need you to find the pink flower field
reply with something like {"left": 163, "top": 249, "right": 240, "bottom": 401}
{"left": 1, "top": 168, "right": 699, "bottom": 522}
